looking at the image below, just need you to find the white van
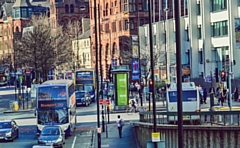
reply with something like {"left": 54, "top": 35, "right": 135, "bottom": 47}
{"left": 32, "top": 145, "right": 54, "bottom": 148}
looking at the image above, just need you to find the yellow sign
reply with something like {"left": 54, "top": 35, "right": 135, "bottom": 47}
{"left": 152, "top": 132, "right": 160, "bottom": 142}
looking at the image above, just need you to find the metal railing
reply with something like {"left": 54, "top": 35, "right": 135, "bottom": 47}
{"left": 139, "top": 110, "right": 240, "bottom": 126}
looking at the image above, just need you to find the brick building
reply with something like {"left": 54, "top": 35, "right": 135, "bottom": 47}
{"left": 89, "top": 0, "right": 187, "bottom": 80}
{"left": 49, "top": 0, "right": 89, "bottom": 28}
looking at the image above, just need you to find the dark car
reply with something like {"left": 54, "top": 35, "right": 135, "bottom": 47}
{"left": 75, "top": 91, "right": 91, "bottom": 107}
{"left": 0, "top": 119, "right": 19, "bottom": 141}
{"left": 37, "top": 126, "right": 65, "bottom": 148}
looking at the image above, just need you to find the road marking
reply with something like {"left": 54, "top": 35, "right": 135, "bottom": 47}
{"left": 71, "top": 136, "right": 77, "bottom": 148}
{"left": 101, "top": 144, "right": 109, "bottom": 147}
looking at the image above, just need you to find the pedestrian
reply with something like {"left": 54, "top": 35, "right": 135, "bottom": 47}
{"left": 116, "top": 115, "right": 124, "bottom": 138}
{"left": 208, "top": 84, "right": 215, "bottom": 96}
{"left": 216, "top": 88, "right": 222, "bottom": 105}
{"left": 226, "top": 89, "right": 230, "bottom": 107}
{"left": 233, "top": 87, "right": 239, "bottom": 101}
{"left": 203, "top": 88, "right": 207, "bottom": 104}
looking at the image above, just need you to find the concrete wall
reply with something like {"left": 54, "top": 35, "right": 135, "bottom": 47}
{"left": 133, "top": 122, "right": 240, "bottom": 148}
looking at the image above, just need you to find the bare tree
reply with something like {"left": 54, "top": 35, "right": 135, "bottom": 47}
{"left": 119, "top": 35, "right": 165, "bottom": 82}
{"left": 15, "top": 15, "right": 72, "bottom": 82}
{"left": 64, "top": 20, "right": 83, "bottom": 69}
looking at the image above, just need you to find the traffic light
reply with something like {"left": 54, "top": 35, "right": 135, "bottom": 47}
{"left": 221, "top": 70, "right": 226, "bottom": 81}
{"left": 215, "top": 68, "right": 219, "bottom": 82}
{"left": 149, "top": 80, "right": 153, "bottom": 92}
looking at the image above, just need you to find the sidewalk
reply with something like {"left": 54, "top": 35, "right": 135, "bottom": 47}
{"left": 93, "top": 122, "right": 140, "bottom": 148}
{"left": 3, "top": 100, "right": 35, "bottom": 113}
{"left": 200, "top": 97, "right": 240, "bottom": 110}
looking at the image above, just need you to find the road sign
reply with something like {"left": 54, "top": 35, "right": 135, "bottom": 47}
{"left": 151, "top": 132, "right": 160, "bottom": 142}
{"left": 99, "top": 99, "right": 110, "bottom": 105}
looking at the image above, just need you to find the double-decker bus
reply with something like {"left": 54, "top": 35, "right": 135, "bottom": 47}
{"left": 74, "top": 68, "right": 96, "bottom": 102}
{"left": 36, "top": 80, "right": 76, "bottom": 136}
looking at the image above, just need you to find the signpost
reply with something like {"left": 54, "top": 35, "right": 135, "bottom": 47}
{"left": 99, "top": 99, "right": 110, "bottom": 105}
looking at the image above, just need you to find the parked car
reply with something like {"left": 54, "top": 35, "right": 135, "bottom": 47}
{"left": 37, "top": 126, "right": 65, "bottom": 148}
{"left": 75, "top": 91, "right": 91, "bottom": 107}
{"left": 0, "top": 119, "right": 19, "bottom": 141}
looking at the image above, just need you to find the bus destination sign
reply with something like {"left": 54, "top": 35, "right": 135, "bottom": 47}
{"left": 38, "top": 101, "right": 67, "bottom": 109}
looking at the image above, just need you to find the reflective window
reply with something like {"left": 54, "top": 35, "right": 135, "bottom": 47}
{"left": 37, "top": 109, "right": 68, "bottom": 125}
{"left": 21, "top": 8, "right": 28, "bottom": 18}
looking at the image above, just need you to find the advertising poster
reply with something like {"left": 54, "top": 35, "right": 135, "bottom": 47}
{"left": 112, "top": 59, "right": 118, "bottom": 68}
{"left": 132, "top": 59, "right": 140, "bottom": 80}
{"left": 116, "top": 73, "right": 128, "bottom": 106}
{"left": 235, "top": 18, "right": 240, "bottom": 49}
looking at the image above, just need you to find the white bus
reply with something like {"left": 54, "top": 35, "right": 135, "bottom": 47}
{"left": 36, "top": 80, "right": 76, "bottom": 136}
{"left": 166, "top": 82, "right": 200, "bottom": 124}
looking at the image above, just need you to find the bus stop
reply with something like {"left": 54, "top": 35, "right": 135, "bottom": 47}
{"left": 111, "top": 65, "right": 130, "bottom": 111}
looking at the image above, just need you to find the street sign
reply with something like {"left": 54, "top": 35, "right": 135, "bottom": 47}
{"left": 99, "top": 99, "right": 110, "bottom": 105}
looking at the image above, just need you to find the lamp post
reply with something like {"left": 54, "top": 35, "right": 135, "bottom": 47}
{"left": 164, "top": 7, "right": 169, "bottom": 82}
{"left": 147, "top": 0, "right": 157, "bottom": 148}
{"left": 94, "top": 0, "right": 101, "bottom": 147}
{"left": 174, "top": 0, "right": 183, "bottom": 147}
{"left": 97, "top": 4, "right": 105, "bottom": 132}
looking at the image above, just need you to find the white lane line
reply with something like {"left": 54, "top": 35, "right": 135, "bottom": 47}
{"left": 71, "top": 136, "right": 77, "bottom": 148}
{"left": 101, "top": 144, "right": 110, "bottom": 147}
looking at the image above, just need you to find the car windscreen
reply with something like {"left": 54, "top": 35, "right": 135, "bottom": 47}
{"left": 41, "top": 128, "right": 60, "bottom": 136}
{"left": 0, "top": 122, "right": 11, "bottom": 129}
{"left": 76, "top": 92, "right": 85, "bottom": 98}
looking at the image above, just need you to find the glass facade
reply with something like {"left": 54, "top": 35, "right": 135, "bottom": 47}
{"left": 12, "top": 7, "right": 47, "bottom": 19}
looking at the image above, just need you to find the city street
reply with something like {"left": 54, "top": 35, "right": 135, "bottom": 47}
{"left": 0, "top": 87, "right": 139, "bottom": 148}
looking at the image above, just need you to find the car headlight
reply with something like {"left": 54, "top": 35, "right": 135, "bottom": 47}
{"left": 55, "top": 137, "right": 62, "bottom": 143}
{"left": 5, "top": 131, "right": 12, "bottom": 136}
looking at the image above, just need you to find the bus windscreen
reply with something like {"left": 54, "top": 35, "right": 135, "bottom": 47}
{"left": 168, "top": 90, "right": 197, "bottom": 102}
{"left": 38, "top": 86, "right": 67, "bottom": 100}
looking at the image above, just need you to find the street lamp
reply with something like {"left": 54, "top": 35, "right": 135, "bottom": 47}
{"left": 94, "top": 0, "right": 101, "bottom": 147}
{"left": 164, "top": 7, "right": 169, "bottom": 82}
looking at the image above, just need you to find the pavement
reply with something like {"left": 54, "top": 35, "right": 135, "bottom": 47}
{"left": 93, "top": 121, "right": 140, "bottom": 148}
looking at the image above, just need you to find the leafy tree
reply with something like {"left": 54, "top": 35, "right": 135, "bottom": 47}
{"left": 14, "top": 15, "right": 72, "bottom": 82}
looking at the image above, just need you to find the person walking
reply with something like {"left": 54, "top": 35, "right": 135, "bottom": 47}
{"left": 203, "top": 88, "right": 208, "bottom": 104}
{"left": 233, "top": 87, "right": 239, "bottom": 101}
{"left": 116, "top": 115, "right": 124, "bottom": 138}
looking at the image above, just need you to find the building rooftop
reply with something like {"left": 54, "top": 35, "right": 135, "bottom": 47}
{"left": 12, "top": 0, "right": 31, "bottom": 7}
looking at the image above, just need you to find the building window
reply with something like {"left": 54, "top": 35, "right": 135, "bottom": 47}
{"left": 144, "top": 0, "right": 148, "bottom": 11}
{"left": 29, "top": 8, "right": 32, "bottom": 17}
{"left": 153, "top": 34, "right": 156, "bottom": 45}
{"left": 198, "top": 50, "right": 203, "bottom": 64}
{"left": 197, "top": 26, "right": 202, "bottom": 39}
{"left": 124, "top": 0, "right": 128, "bottom": 11}
{"left": 65, "top": 4, "right": 69, "bottom": 13}
{"left": 185, "top": 27, "right": 189, "bottom": 41}
{"left": 70, "top": 4, "right": 74, "bottom": 13}
{"left": 112, "top": 22, "right": 116, "bottom": 32}
{"left": 212, "top": 0, "right": 227, "bottom": 12}
{"left": 119, "top": 20, "right": 122, "bottom": 31}
{"left": 106, "top": 3, "right": 108, "bottom": 15}
{"left": 21, "top": 8, "right": 28, "bottom": 18}
{"left": 124, "top": 20, "right": 129, "bottom": 30}
{"left": 113, "top": 43, "right": 117, "bottom": 54}
{"left": 130, "top": 19, "right": 134, "bottom": 30}
{"left": 14, "top": 8, "right": 20, "bottom": 18}
{"left": 197, "top": 3, "right": 200, "bottom": 15}
{"left": 140, "top": 19, "right": 144, "bottom": 25}
{"left": 213, "top": 20, "right": 228, "bottom": 37}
